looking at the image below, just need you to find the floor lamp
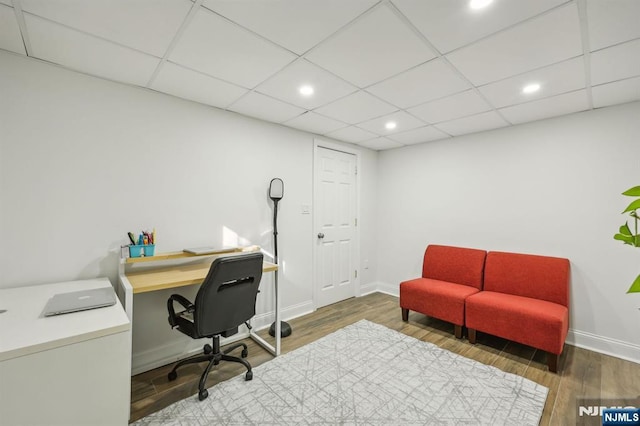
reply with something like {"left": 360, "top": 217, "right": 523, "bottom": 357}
{"left": 268, "top": 178, "right": 292, "bottom": 338}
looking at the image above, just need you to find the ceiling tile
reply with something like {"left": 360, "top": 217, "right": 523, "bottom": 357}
{"left": 306, "top": 4, "right": 436, "bottom": 87}
{"left": 254, "top": 59, "right": 357, "bottom": 110}
{"left": 358, "top": 137, "right": 403, "bottom": 151}
{"left": 446, "top": 3, "right": 583, "bottom": 85}
{"left": 25, "top": 14, "right": 159, "bottom": 87}
{"left": 366, "top": 58, "right": 470, "bottom": 108}
{"left": 408, "top": 89, "right": 491, "bottom": 124}
{"left": 356, "top": 110, "right": 425, "bottom": 136}
{"left": 325, "top": 126, "right": 377, "bottom": 143}
{"left": 151, "top": 62, "right": 247, "bottom": 109}
{"left": 284, "top": 111, "right": 346, "bottom": 135}
{"left": 434, "top": 111, "right": 509, "bottom": 136}
{"left": 478, "top": 57, "right": 586, "bottom": 108}
{"left": 170, "top": 7, "right": 296, "bottom": 89}
{"left": 314, "top": 91, "right": 397, "bottom": 124}
{"left": 203, "top": 0, "right": 377, "bottom": 55}
{"left": 499, "top": 90, "right": 589, "bottom": 124}
{"left": 591, "top": 39, "right": 640, "bottom": 86}
{"left": 392, "top": 0, "right": 567, "bottom": 54}
{"left": 20, "top": 0, "right": 192, "bottom": 57}
{"left": 387, "top": 126, "right": 449, "bottom": 145}
{"left": 592, "top": 76, "right": 640, "bottom": 108}
{"left": 0, "top": 4, "right": 26, "bottom": 55}
{"left": 587, "top": 0, "right": 640, "bottom": 51}
{"left": 227, "top": 92, "right": 305, "bottom": 124}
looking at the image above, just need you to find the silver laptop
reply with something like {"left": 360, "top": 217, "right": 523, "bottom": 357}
{"left": 183, "top": 246, "right": 236, "bottom": 255}
{"left": 43, "top": 287, "right": 116, "bottom": 317}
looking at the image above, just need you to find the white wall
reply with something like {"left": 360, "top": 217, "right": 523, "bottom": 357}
{"left": 377, "top": 101, "right": 640, "bottom": 362}
{"left": 0, "top": 51, "right": 378, "bottom": 372}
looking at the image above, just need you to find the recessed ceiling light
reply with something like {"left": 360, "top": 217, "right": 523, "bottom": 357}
{"left": 469, "top": 0, "right": 493, "bottom": 10}
{"left": 298, "top": 85, "right": 314, "bottom": 96}
{"left": 385, "top": 121, "right": 397, "bottom": 130}
{"left": 522, "top": 83, "right": 541, "bottom": 94}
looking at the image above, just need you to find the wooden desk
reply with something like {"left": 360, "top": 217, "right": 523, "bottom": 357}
{"left": 126, "top": 260, "right": 277, "bottom": 294}
{"left": 0, "top": 278, "right": 131, "bottom": 425}
{"left": 116, "top": 246, "right": 281, "bottom": 369}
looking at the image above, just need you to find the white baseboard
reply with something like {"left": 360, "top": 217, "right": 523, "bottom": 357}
{"left": 251, "top": 300, "right": 315, "bottom": 331}
{"left": 131, "top": 300, "right": 315, "bottom": 375}
{"left": 567, "top": 328, "right": 640, "bottom": 365}
{"left": 377, "top": 281, "right": 399, "bottom": 297}
{"left": 359, "top": 281, "right": 381, "bottom": 296}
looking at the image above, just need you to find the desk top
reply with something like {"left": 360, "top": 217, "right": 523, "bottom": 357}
{"left": 126, "top": 260, "right": 277, "bottom": 294}
{"left": 0, "top": 278, "right": 130, "bottom": 362}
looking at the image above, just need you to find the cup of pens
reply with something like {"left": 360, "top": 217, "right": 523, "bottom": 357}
{"left": 128, "top": 229, "right": 156, "bottom": 258}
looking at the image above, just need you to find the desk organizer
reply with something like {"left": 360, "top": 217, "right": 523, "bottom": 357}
{"left": 129, "top": 244, "right": 155, "bottom": 258}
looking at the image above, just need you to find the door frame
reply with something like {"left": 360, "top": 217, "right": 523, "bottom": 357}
{"left": 312, "top": 138, "right": 361, "bottom": 310}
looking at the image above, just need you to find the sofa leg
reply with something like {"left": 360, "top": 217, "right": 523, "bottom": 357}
{"left": 401, "top": 308, "right": 409, "bottom": 322}
{"left": 547, "top": 352, "right": 560, "bottom": 373}
{"left": 454, "top": 325, "right": 462, "bottom": 339}
{"left": 468, "top": 328, "right": 476, "bottom": 344}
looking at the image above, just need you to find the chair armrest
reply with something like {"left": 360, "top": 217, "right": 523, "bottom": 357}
{"left": 167, "top": 294, "right": 194, "bottom": 328}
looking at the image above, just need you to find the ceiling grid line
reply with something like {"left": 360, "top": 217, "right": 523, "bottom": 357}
{"left": 576, "top": 0, "right": 594, "bottom": 109}
{"left": 145, "top": 0, "right": 206, "bottom": 88}
{"left": 385, "top": 0, "right": 513, "bottom": 127}
{"left": 10, "top": 0, "right": 32, "bottom": 56}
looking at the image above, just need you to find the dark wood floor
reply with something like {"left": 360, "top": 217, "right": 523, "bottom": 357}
{"left": 131, "top": 293, "right": 640, "bottom": 425}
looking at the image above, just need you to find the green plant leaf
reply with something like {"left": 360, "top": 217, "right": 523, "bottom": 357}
{"left": 614, "top": 233, "right": 634, "bottom": 244}
{"left": 619, "top": 223, "right": 632, "bottom": 236}
{"left": 627, "top": 274, "right": 640, "bottom": 293}
{"left": 622, "top": 199, "right": 640, "bottom": 214}
{"left": 622, "top": 186, "right": 640, "bottom": 196}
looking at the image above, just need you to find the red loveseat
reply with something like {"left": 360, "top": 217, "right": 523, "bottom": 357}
{"left": 399, "top": 245, "right": 487, "bottom": 339}
{"left": 465, "top": 251, "right": 570, "bottom": 373}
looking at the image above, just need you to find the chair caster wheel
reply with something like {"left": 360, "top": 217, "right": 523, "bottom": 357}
{"left": 241, "top": 349, "right": 248, "bottom": 358}
{"left": 245, "top": 371, "right": 253, "bottom": 381}
{"left": 168, "top": 371, "right": 177, "bottom": 381}
{"left": 203, "top": 344, "right": 212, "bottom": 354}
{"left": 198, "top": 389, "right": 209, "bottom": 401}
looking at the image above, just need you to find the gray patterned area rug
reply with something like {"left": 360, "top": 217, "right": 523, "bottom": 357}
{"left": 135, "top": 320, "right": 548, "bottom": 425}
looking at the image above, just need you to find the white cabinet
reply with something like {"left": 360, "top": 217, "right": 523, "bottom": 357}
{"left": 0, "top": 278, "right": 131, "bottom": 425}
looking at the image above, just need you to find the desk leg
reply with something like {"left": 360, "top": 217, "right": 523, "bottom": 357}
{"left": 274, "top": 272, "right": 281, "bottom": 356}
{"left": 249, "top": 272, "right": 281, "bottom": 356}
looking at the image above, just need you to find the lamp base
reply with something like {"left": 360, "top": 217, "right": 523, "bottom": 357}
{"left": 268, "top": 321, "right": 292, "bottom": 338}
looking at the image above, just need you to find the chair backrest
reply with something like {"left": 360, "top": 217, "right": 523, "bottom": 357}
{"left": 194, "top": 252, "right": 264, "bottom": 337}
{"left": 422, "top": 244, "right": 487, "bottom": 289}
{"left": 483, "top": 251, "right": 570, "bottom": 306}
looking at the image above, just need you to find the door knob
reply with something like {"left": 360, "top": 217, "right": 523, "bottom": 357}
{"left": 317, "top": 233, "right": 325, "bottom": 239}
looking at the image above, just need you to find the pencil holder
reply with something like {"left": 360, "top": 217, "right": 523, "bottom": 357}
{"left": 129, "top": 245, "right": 155, "bottom": 258}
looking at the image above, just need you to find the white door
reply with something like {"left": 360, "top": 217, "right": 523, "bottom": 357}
{"left": 314, "top": 146, "right": 357, "bottom": 308}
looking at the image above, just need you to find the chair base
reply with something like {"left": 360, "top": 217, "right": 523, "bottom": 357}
{"left": 168, "top": 335, "right": 253, "bottom": 401}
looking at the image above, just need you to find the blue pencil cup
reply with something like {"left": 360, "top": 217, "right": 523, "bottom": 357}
{"left": 129, "top": 245, "right": 155, "bottom": 258}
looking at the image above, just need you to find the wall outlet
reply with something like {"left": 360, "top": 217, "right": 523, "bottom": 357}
{"left": 301, "top": 204, "right": 311, "bottom": 214}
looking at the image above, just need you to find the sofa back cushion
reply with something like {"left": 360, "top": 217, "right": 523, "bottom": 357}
{"left": 484, "top": 251, "right": 570, "bottom": 306}
{"left": 422, "top": 245, "right": 487, "bottom": 289}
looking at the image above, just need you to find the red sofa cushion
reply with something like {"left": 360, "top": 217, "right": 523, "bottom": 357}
{"left": 400, "top": 277, "right": 480, "bottom": 326}
{"left": 422, "top": 245, "right": 487, "bottom": 290}
{"left": 465, "top": 291, "right": 569, "bottom": 354}
{"left": 484, "top": 251, "right": 570, "bottom": 306}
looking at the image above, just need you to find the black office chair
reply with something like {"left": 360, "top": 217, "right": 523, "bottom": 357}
{"left": 167, "top": 252, "right": 264, "bottom": 401}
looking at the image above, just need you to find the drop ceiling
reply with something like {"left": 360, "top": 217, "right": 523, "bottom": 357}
{"left": 1, "top": 0, "right": 639, "bottom": 151}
